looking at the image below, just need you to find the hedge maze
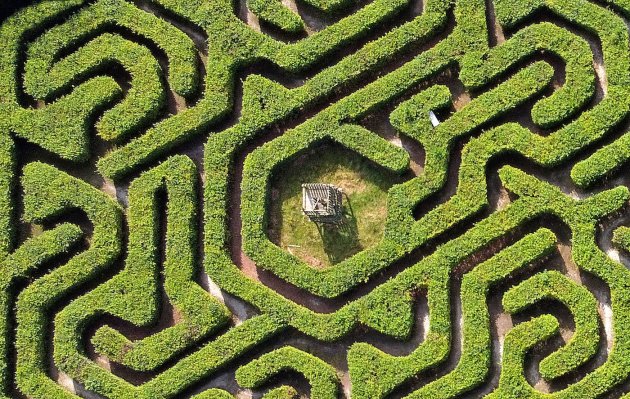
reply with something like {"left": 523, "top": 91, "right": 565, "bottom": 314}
{"left": 1, "top": 0, "right": 630, "bottom": 397}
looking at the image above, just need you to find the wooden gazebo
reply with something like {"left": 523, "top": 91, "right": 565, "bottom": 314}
{"left": 302, "top": 183, "right": 343, "bottom": 224}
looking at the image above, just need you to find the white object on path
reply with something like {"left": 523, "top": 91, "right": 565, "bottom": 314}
{"left": 429, "top": 110, "right": 441, "bottom": 127}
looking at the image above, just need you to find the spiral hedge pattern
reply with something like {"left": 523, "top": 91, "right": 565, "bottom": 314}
{"left": 1, "top": 0, "right": 630, "bottom": 397}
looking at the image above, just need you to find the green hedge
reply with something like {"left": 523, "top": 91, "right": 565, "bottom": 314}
{"left": 0, "top": 0, "right": 198, "bottom": 162}
{"left": 492, "top": 0, "right": 630, "bottom": 188}
{"left": 25, "top": 0, "right": 199, "bottom": 100}
{"left": 200, "top": 0, "right": 622, "bottom": 345}
{"left": 247, "top": 0, "right": 305, "bottom": 33}
{"left": 201, "top": 0, "right": 454, "bottom": 339}
{"left": 97, "top": 0, "right": 444, "bottom": 179}
{"left": 29, "top": 33, "right": 165, "bottom": 142}
{"left": 240, "top": 122, "right": 409, "bottom": 298}
{"left": 487, "top": 314, "right": 560, "bottom": 399}
{"left": 0, "top": 130, "right": 14, "bottom": 259}
{"left": 503, "top": 270, "right": 600, "bottom": 380}
{"left": 236, "top": 346, "right": 339, "bottom": 398}
{"left": 460, "top": 23, "right": 594, "bottom": 129}
{"left": 349, "top": 229, "right": 557, "bottom": 398}
{"left": 3, "top": 0, "right": 629, "bottom": 397}
{"left": 47, "top": 156, "right": 228, "bottom": 389}
{"left": 0, "top": 222, "right": 83, "bottom": 395}
{"left": 238, "top": 61, "right": 548, "bottom": 298}
{"left": 613, "top": 226, "right": 630, "bottom": 252}
{"left": 261, "top": 386, "right": 299, "bottom": 399}
{"left": 247, "top": 0, "right": 357, "bottom": 33}
{"left": 190, "top": 389, "right": 235, "bottom": 399}
{"left": 0, "top": 0, "right": 119, "bottom": 162}
{"left": 15, "top": 162, "right": 123, "bottom": 399}
{"left": 140, "top": 315, "right": 285, "bottom": 399}
{"left": 494, "top": 0, "right": 630, "bottom": 88}
{"left": 22, "top": 0, "right": 203, "bottom": 142}
{"left": 49, "top": 157, "right": 274, "bottom": 398}
{"left": 350, "top": 167, "right": 630, "bottom": 398}
{"left": 80, "top": 155, "right": 230, "bottom": 372}
{"left": 488, "top": 167, "right": 630, "bottom": 399}
{"left": 204, "top": 0, "right": 492, "bottom": 315}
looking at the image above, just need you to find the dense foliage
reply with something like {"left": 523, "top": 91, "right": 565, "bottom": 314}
{"left": 0, "top": 0, "right": 629, "bottom": 397}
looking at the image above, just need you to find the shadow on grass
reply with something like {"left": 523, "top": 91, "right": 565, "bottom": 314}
{"left": 315, "top": 194, "right": 363, "bottom": 265}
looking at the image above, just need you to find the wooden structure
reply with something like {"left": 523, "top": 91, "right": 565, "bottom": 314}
{"left": 302, "top": 183, "right": 343, "bottom": 224}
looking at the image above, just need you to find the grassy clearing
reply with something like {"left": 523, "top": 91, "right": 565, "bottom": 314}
{"left": 269, "top": 145, "right": 403, "bottom": 269}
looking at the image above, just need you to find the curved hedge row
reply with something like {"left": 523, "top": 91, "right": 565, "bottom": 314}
{"left": 1, "top": 0, "right": 629, "bottom": 397}
{"left": 0, "top": 0, "right": 199, "bottom": 163}
{"left": 236, "top": 346, "right": 339, "bottom": 398}
{"left": 460, "top": 22, "right": 594, "bottom": 129}
{"left": 247, "top": 0, "right": 359, "bottom": 33}
{"left": 47, "top": 157, "right": 284, "bottom": 398}
{"left": 62, "top": 155, "right": 229, "bottom": 390}
{"left": 24, "top": 0, "right": 199, "bottom": 100}
{"left": 502, "top": 270, "right": 600, "bottom": 380}
{"left": 82, "top": 155, "right": 230, "bottom": 372}
{"left": 493, "top": 0, "right": 630, "bottom": 188}
{"left": 16, "top": 162, "right": 123, "bottom": 399}
{"left": 247, "top": 0, "right": 306, "bottom": 33}
{"left": 349, "top": 229, "right": 558, "bottom": 398}
{"left": 0, "top": 0, "right": 120, "bottom": 162}
{"left": 97, "top": 0, "right": 444, "bottom": 179}
{"left": 20, "top": 0, "right": 203, "bottom": 143}
{"left": 200, "top": 0, "right": 626, "bottom": 348}
{"left": 487, "top": 314, "right": 561, "bottom": 399}
{"left": 0, "top": 222, "right": 83, "bottom": 395}
{"left": 32, "top": 33, "right": 165, "bottom": 142}
{"left": 349, "top": 167, "right": 630, "bottom": 398}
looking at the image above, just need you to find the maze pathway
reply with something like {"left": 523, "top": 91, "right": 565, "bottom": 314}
{"left": 1, "top": 0, "right": 630, "bottom": 397}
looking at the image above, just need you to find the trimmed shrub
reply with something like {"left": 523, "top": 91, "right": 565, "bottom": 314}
{"left": 236, "top": 346, "right": 339, "bottom": 398}
{"left": 16, "top": 162, "right": 123, "bottom": 399}
{"left": 83, "top": 156, "right": 230, "bottom": 372}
